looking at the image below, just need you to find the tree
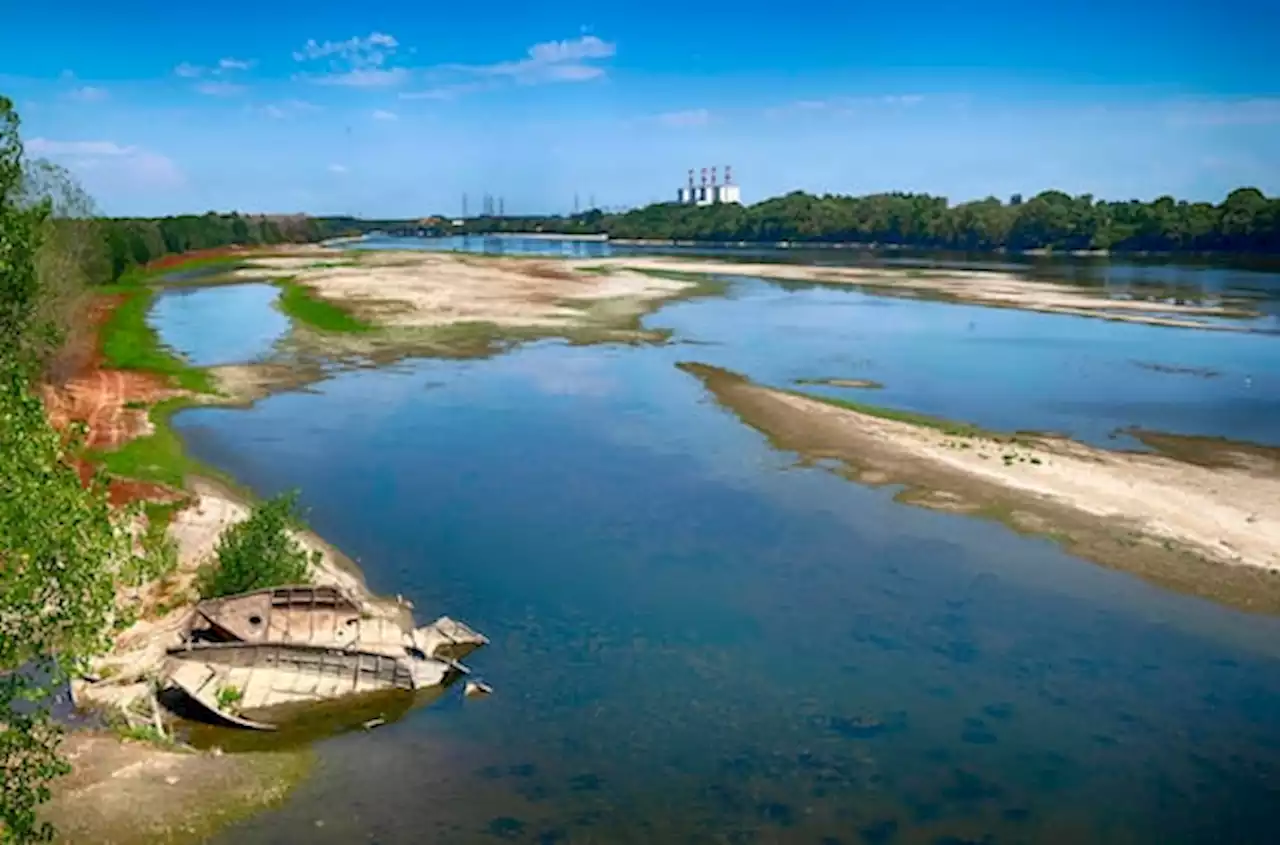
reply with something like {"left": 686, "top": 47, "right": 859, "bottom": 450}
{"left": 1, "top": 95, "right": 129, "bottom": 843}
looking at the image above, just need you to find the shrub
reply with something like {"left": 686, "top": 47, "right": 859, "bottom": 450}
{"left": 197, "top": 491, "right": 317, "bottom": 599}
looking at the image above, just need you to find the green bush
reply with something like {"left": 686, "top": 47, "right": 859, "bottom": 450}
{"left": 197, "top": 491, "right": 317, "bottom": 599}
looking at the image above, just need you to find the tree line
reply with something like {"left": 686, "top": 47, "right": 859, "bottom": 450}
{"left": 456, "top": 188, "right": 1280, "bottom": 255}
{"left": 98, "top": 213, "right": 320, "bottom": 281}
{"left": 2, "top": 96, "right": 134, "bottom": 843}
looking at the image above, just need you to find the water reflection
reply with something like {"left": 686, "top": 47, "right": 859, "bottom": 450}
{"left": 149, "top": 283, "right": 289, "bottom": 367}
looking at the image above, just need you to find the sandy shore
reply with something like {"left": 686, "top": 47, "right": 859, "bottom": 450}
{"left": 237, "top": 250, "right": 697, "bottom": 332}
{"left": 683, "top": 363, "right": 1280, "bottom": 613}
{"left": 45, "top": 733, "right": 308, "bottom": 845}
{"left": 577, "top": 256, "right": 1262, "bottom": 330}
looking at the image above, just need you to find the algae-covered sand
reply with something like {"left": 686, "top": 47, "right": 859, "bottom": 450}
{"left": 682, "top": 363, "right": 1280, "bottom": 613}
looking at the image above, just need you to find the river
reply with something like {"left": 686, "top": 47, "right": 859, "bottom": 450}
{"left": 148, "top": 243, "right": 1280, "bottom": 843}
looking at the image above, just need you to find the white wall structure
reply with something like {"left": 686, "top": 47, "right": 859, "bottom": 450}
{"left": 677, "top": 166, "right": 742, "bottom": 206}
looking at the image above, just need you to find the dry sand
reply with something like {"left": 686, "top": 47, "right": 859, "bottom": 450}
{"left": 683, "top": 363, "right": 1280, "bottom": 612}
{"left": 237, "top": 250, "right": 696, "bottom": 330}
{"left": 579, "top": 256, "right": 1261, "bottom": 330}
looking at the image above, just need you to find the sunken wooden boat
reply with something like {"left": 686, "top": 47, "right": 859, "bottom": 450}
{"left": 186, "top": 584, "right": 488, "bottom": 660}
{"left": 164, "top": 641, "right": 465, "bottom": 730}
{"left": 163, "top": 585, "right": 488, "bottom": 730}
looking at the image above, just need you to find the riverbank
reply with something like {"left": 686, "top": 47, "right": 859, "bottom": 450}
{"left": 682, "top": 363, "right": 1280, "bottom": 614}
{"left": 574, "top": 256, "right": 1265, "bottom": 331}
{"left": 34, "top": 252, "right": 414, "bottom": 842}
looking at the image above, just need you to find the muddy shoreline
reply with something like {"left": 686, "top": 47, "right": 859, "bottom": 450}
{"left": 682, "top": 363, "right": 1280, "bottom": 614}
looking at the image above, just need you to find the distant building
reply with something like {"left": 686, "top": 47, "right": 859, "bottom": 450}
{"left": 678, "top": 165, "right": 742, "bottom": 206}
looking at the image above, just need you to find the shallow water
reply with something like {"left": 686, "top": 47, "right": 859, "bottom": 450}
{"left": 149, "top": 283, "right": 289, "bottom": 367}
{"left": 150, "top": 263, "right": 1280, "bottom": 844}
{"left": 357, "top": 234, "right": 1280, "bottom": 305}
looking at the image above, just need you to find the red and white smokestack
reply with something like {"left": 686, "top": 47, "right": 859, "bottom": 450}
{"left": 688, "top": 169, "right": 694, "bottom": 188}
{"left": 701, "top": 167, "right": 707, "bottom": 187}
{"left": 711, "top": 166, "right": 718, "bottom": 186}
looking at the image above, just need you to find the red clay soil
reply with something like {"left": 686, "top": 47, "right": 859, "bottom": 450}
{"left": 145, "top": 246, "right": 249, "bottom": 271}
{"left": 41, "top": 294, "right": 185, "bottom": 507}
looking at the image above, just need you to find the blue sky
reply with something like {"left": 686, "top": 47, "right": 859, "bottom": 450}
{"left": 2, "top": 0, "right": 1277, "bottom": 217}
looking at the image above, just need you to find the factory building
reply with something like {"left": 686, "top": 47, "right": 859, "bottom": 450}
{"left": 677, "top": 166, "right": 742, "bottom": 206}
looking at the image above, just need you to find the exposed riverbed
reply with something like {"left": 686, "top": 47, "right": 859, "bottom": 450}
{"left": 137, "top": 245, "right": 1280, "bottom": 844}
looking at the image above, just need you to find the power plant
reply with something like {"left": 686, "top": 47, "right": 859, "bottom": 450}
{"left": 677, "top": 165, "right": 742, "bottom": 206}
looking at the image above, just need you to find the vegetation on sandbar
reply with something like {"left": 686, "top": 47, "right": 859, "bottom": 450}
{"left": 276, "top": 279, "right": 372, "bottom": 333}
{"left": 197, "top": 491, "right": 317, "bottom": 600}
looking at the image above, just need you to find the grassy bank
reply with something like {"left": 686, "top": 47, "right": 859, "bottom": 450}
{"left": 99, "top": 284, "right": 216, "bottom": 393}
{"left": 95, "top": 397, "right": 207, "bottom": 488}
{"left": 276, "top": 279, "right": 372, "bottom": 333}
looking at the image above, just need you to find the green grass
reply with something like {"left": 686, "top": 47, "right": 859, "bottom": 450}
{"left": 96, "top": 398, "right": 211, "bottom": 488}
{"left": 276, "top": 280, "right": 372, "bottom": 333}
{"left": 792, "top": 389, "right": 989, "bottom": 437}
{"left": 99, "top": 288, "right": 216, "bottom": 393}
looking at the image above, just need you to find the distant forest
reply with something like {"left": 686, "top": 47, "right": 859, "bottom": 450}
{"left": 98, "top": 213, "right": 321, "bottom": 280}
{"left": 458, "top": 187, "right": 1280, "bottom": 255}
{"left": 57, "top": 185, "right": 1280, "bottom": 286}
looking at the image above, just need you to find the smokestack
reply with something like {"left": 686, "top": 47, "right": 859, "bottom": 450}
{"left": 701, "top": 167, "right": 707, "bottom": 187}
{"left": 711, "top": 166, "right": 718, "bottom": 187}
{"left": 726, "top": 165, "right": 732, "bottom": 185}
{"left": 687, "top": 169, "right": 694, "bottom": 189}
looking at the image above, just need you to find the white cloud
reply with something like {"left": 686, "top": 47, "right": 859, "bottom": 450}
{"left": 26, "top": 138, "right": 184, "bottom": 190}
{"left": 371, "top": 109, "right": 398, "bottom": 121}
{"left": 400, "top": 34, "right": 615, "bottom": 100}
{"left": 399, "top": 81, "right": 492, "bottom": 101}
{"left": 176, "top": 57, "right": 254, "bottom": 80}
{"left": 294, "top": 32, "right": 407, "bottom": 87}
{"left": 67, "top": 86, "right": 109, "bottom": 103}
{"left": 328, "top": 163, "right": 348, "bottom": 174}
{"left": 764, "top": 93, "right": 929, "bottom": 119}
{"left": 657, "top": 108, "right": 711, "bottom": 128}
{"left": 256, "top": 99, "right": 322, "bottom": 119}
{"left": 28, "top": 139, "right": 135, "bottom": 157}
{"left": 306, "top": 67, "right": 409, "bottom": 87}
{"left": 195, "top": 81, "right": 246, "bottom": 97}
{"left": 294, "top": 32, "right": 398, "bottom": 64}
{"left": 1165, "top": 97, "right": 1280, "bottom": 127}
{"left": 468, "top": 35, "right": 615, "bottom": 85}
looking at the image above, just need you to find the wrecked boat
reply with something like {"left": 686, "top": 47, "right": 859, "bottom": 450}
{"left": 162, "top": 585, "right": 488, "bottom": 730}
{"left": 184, "top": 584, "right": 488, "bottom": 661}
